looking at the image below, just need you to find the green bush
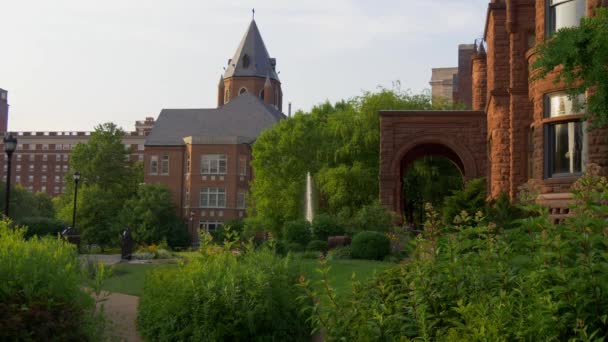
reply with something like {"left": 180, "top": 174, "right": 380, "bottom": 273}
{"left": 138, "top": 247, "right": 311, "bottom": 341}
{"left": 442, "top": 178, "right": 487, "bottom": 225}
{"left": 305, "top": 173, "right": 608, "bottom": 340}
{"left": 350, "top": 202, "right": 395, "bottom": 233}
{"left": 284, "top": 220, "right": 312, "bottom": 246}
{"left": 311, "top": 214, "right": 344, "bottom": 241}
{"left": 327, "top": 246, "right": 351, "bottom": 260}
{"left": 306, "top": 240, "right": 328, "bottom": 252}
{"left": 299, "top": 250, "right": 322, "bottom": 259}
{"left": 17, "top": 217, "right": 68, "bottom": 239}
{"left": 350, "top": 231, "right": 390, "bottom": 260}
{"left": 0, "top": 220, "right": 104, "bottom": 341}
{"left": 166, "top": 221, "right": 191, "bottom": 248}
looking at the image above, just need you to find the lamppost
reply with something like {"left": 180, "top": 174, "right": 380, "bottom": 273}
{"left": 72, "top": 171, "right": 81, "bottom": 228}
{"left": 3, "top": 134, "right": 17, "bottom": 217}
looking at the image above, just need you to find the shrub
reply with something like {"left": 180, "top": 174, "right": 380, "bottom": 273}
{"left": 211, "top": 220, "right": 245, "bottom": 244}
{"left": 299, "top": 250, "right": 322, "bottom": 259}
{"left": 306, "top": 240, "right": 328, "bottom": 252}
{"left": 350, "top": 231, "right": 390, "bottom": 260}
{"left": 442, "top": 178, "right": 487, "bottom": 225}
{"left": 0, "top": 220, "right": 104, "bottom": 341}
{"left": 138, "top": 247, "right": 311, "bottom": 341}
{"left": 304, "top": 173, "right": 608, "bottom": 340}
{"left": 350, "top": 202, "right": 395, "bottom": 233}
{"left": 17, "top": 217, "right": 68, "bottom": 239}
{"left": 166, "top": 221, "right": 191, "bottom": 249}
{"left": 327, "top": 246, "right": 351, "bottom": 260}
{"left": 284, "top": 220, "right": 312, "bottom": 246}
{"left": 311, "top": 214, "right": 344, "bottom": 241}
{"left": 286, "top": 242, "right": 305, "bottom": 253}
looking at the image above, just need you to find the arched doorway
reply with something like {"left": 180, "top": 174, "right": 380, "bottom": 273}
{"left": 400, "top": 144, "right": 465, "bottom": 225}
{"left": 379, "top": 110, "right": 487, "bottom": 223}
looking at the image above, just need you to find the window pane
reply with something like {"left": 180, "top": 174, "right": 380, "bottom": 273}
{"left": 548, "top": 93, "right": 586, "bottom": 117}
{"left": 551, "top": 0, "right": 586, "bottom": 32}
{"left": 551, "top": 121, "right": 584, "bottom": 175}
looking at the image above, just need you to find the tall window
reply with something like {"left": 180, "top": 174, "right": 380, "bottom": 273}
{"left": 225, "top": 89, "right": 231, "bottom": 103}
{"left": 161, "top": 155, "right": 170, "bottom": 175}
{"left": 547, "top": 0, "right": 586, "bottom": 35}
{"left": 544, "top": 92, "right": 587, "bottom": 177}
{"left": 201, "top": 154, "right": 227, "bottom": 175}
{"left": 238, "top": 156, "right": 247, "bottom": 176}
{"left": 200, "top": 187, "right": 226, "bottom": 208}
{"left": 237, "top": 191, "right": 246, "bottom": 209}
{"left": 150, "top": 156, "right": 158, "bottom": 175}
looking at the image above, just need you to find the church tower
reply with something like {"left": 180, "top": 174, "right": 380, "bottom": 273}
{"left": 219, "top": 19, "right": 283, "bottom": 111}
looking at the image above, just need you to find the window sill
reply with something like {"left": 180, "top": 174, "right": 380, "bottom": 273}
{"left": 543, "top": 175, "right": 580, "bottom": 184}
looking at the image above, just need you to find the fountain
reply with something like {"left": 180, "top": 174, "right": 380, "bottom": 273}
{"left": 305, "top": 172, "right": 315, "bottom": 223}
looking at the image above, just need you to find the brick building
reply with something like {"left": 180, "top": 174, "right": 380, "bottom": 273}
{"left": 0, "top": 89, "right": 154, "bottom": 196}
{"left": 144, "top": 19, "right": 284, "bottom": 240}
{"left": 382, "top": 0, "right": 608, "bottom": 222}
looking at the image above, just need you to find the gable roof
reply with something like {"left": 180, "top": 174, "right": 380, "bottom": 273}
{"left": 145, "top": 94, "right": 284, "bottom": 146}
{"left": 223, "top": 20, "right": 280, "bottom": 81}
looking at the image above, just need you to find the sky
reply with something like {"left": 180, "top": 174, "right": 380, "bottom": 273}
{"left": 0, "top": 0, "right": 489, "bottom": 132}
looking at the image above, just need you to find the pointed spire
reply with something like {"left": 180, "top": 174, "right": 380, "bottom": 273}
{"left": 223, "top": 19, "right": 279, "bottom": 81}
{"left": 218, "top": 74, "right": 224, "bottom": 88}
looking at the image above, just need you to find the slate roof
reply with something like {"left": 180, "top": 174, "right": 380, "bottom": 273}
{"left": 145, "top": 94, "right": 284, "bottom": 146}
{"left": 223, "top": 20, "right": 279, "bottom": 81}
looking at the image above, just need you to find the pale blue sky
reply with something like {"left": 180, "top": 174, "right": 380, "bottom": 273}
{"left": 0, "top": 0, "right": 489, "bottom": 131}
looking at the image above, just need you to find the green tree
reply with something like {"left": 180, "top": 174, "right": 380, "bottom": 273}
{"left": 250, "top": 87, "right": 451, "bottom": 229}
{"left": 55, "top": 122, "right": 141, "bottom": 249}
{"left": 533, "top": 8, "right": 608, "bottom": 128}
{"left": 0, "top": 185, "right": 56, "bottom": 221}
{"left": 119, "top": 184, "right": 189, "bottom": 247}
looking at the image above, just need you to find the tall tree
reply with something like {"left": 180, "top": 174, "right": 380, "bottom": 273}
{"left": 119, "top": 184, "right": 189, "bottom": 247}
{"left": 55, "top": 122, "right": 141, "bottom": 248}
{"left": 533, "top": 8, "right": 608, "bottom": 128}
{"left": 250, "top": 87, "right": 456, "bottom": 228}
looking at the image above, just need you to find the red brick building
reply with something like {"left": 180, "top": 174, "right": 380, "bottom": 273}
{"left": 144, "top": 19, "right": 284, "bottom": 241}
{"left": 381, "top": 0, "right": 608, "bottom": 221}
{"left": 0, "top": 88, "right": 153, "bottom": 196}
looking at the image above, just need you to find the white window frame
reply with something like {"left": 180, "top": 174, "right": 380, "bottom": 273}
{"left": 201, "top": 154, "right": 227, "bottom": 175}
{"left": 199, "top": 221, "right": 223, "bottom": 233}
{"left": 160, "top": 155, "right": 170, "bottom": 175}
{"left": 149, "top": 156, "right": 158, "bottom": 175}
{"left": 237, "top": 191, "right": 246, "bottom": 209}
{"left": 200, "top": 187, "right": 226, "bottom": 208}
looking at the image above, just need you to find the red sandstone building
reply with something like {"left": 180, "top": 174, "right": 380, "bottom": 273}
{"left": 381, "top": 0, "right": 608, "bottom": 222}
{"left": 143, "top": 19, "right": 284, "bottom": 239}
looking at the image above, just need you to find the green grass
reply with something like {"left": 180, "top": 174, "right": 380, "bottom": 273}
{"left": 101, "top": 256, "right": 394, "bottom": 299}
{"left": 297, "top": 259, "right": 394, "bottom": 300}
{"left": 102, "top": 263, "right": 177, "bottom": 296}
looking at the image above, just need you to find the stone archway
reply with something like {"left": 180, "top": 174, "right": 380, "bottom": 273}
{"left": 379, "top": 110, "right": 487, "bottom": 220}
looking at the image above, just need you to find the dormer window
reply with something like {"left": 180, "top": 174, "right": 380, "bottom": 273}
{"left": 242, "top": 54, "right": 250, "bottom": 68}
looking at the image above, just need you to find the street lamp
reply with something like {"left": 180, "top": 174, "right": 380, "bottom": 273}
{"left": 72, "top": 171, "right": 81, "bottom": 228}
{"left": 3, "top": 134, "right": 17, "bottom": 217}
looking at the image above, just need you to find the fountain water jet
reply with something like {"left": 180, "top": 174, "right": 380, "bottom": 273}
{"left": 305, "top": 172, "right": 314, "bottom": 223}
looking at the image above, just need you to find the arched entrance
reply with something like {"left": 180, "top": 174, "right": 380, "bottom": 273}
{"left": 379, "top": 110, "right": 487, "bottom": 222}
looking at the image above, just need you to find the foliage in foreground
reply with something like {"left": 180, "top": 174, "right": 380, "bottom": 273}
{"left": 137, "top": 239, "right": 311, "bottom": 341}
{"left": 302, "top": 171, "right": 608, "bottom": 341}
{"left": 0, "top": 220, "right": 105, "bottom": 341}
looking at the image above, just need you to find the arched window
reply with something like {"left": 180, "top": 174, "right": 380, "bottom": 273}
{"left": 259, "top": 89, "right": 265, "bottom": 99}
{"left": 225, "top": 89, "right": 230, "bottom": 104}
{"left": 242, "top": 54, "right": 250, "bottom": 68}
{"left": 239, "top": 87, "right": 248, "bottom": 95}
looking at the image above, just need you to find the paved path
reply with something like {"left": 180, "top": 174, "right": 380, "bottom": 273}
{"left": 80, "top": 254, "right": 122, "bottom": 265}
{"left": 97, "top": 292, "right": 142, "bottom": 342}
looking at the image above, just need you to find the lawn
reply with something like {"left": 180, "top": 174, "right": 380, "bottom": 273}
{"left": 101, "top": 257, "right": 394, "bottom": 298}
